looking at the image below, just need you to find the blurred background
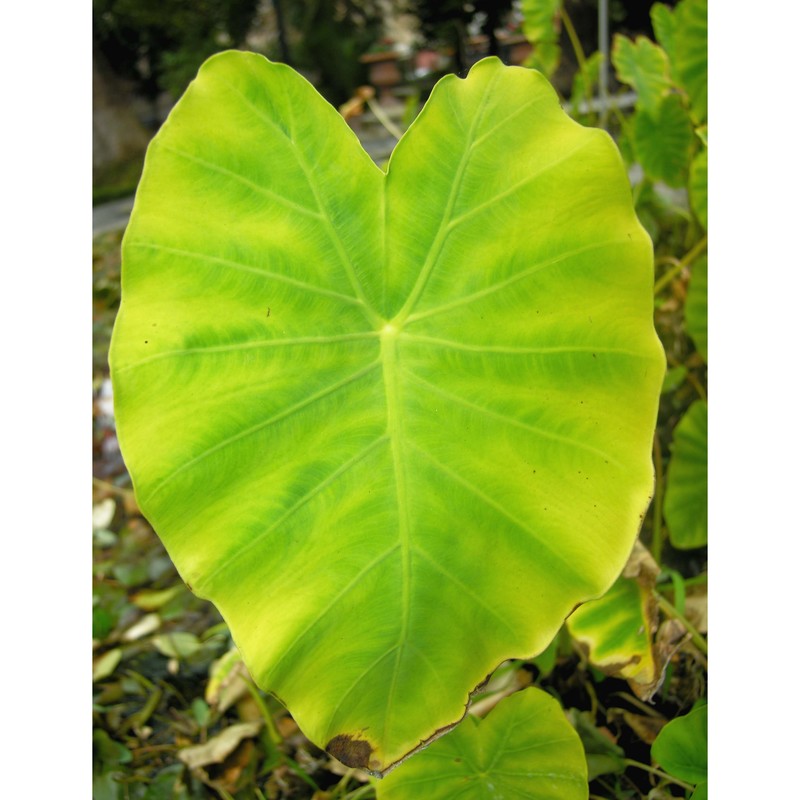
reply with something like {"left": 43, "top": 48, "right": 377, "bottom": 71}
{"left": 93, "top": 0, "right": 669, "bottom": 205}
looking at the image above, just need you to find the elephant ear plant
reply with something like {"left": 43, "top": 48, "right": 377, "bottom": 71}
{"left": 110, "top": 51, "right": 664, "bottom": 779}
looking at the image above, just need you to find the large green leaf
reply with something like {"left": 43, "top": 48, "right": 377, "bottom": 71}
{"left": 611, "top": 35, "right": 672, "bottom": 116}
{"left": 378, "top": 688, "right": 588, "bottom": 799}
{"left": 689, "top": 147, "right": 708, "bottom": 231}
{"left": 684, "top": 256, "right": 708, "bottom": 361}
{"left": 650, "top": 3, "right": 677, "bottom": 64}
{"left": 673, "top": 0, "right": 708, "bottom": 123}
{"left": 651, "top": 702, "right": 707, "bottom": 785}
{"left": 663, "top": 401, "right": 708, "bottom": 549}
{"left": 521, "top": 0, "right": 562, "bottom": 77}
{"left": 110, "top": 52, "right": 664, "bottom": 772}
{"left": 633, "top": 93, "right": 694, "bottom": 187}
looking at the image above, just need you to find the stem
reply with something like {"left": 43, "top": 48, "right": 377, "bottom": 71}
{"left": 561, "top": 6, "right": 594, "bottom": 125}
{"left": 611, "top": 102, "right": 632, "bottom": 138}
{"left": 282, "top": 754, "right": 322, "bottom": 793}
{"left": 651, "top": 434, "right": 665, "bottom": 564}
{"left": 623, "top": 759, "right": 694, "bottom": 791}
{"left": 365, "top": 97, "right": 404, "bottom": 141}
{"left": 631, "top": 172, "right": 647, "bottom": 206}
{"left": 242, "top": 680, "right": 322, "bottom": 793}
{"left": 681, "top": 573, "right": 708, "bottom": 588}
{"left": 243, "top": 679, "right": 282, "bottom": 747}
{"left": 653, "top": 235, "right": 708, "bottom": 295}
{"left": 331, "top": 771, "right": 353, "bottom": 798}
{"left": 611, "top": 691, "right": 665, "bottom": 719}
{"left": 560, "top": 6, "right": 587, "bottom": 71}
{"left": 92, "top": 477, "right": 134, "bottom": 499}
{"left": 685, "top": 369, "right": 707, "bottom": 402}
{"left": 597, "top": 0, "right": 609, "bottom": 128}
{"left": 343, "top": 784, "right": 377, "bottom": 800}
{"left": 662, "top": 568, "right": 686, "bottom": 616}
{"left": 655, "top": 591, "right": 708, "bottom": 656}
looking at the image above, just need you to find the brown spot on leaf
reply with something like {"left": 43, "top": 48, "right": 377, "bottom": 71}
{"left": 326, "top": 734, "right": 373, "bottom": 769}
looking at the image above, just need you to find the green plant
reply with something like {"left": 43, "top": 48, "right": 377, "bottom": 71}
{"left": 378, "top": 687, "right": 588, "bottom": 798}
{"left": 651, "top": 702, "right": 708, "bottom": 798}
{"left": 110, "top": 46, "right": 666, "bottom": 790}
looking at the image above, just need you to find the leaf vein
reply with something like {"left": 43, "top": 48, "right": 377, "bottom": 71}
{"left": 158, "top": 143, "right": 323, "bottom": 220}
{"left": 201, "top": 434, "right": 389, "bottom": 588}
{"left": 405, "top": 238, "right": 636, "bottom": 325}
{"left": 411, "top": 545, "right": 519, "bottom": 641}
{"left": 447, "top": 138, "right": 593, "bottom": 230}
{"left": 403, "top": 370, "right": 623, "bottom": 468}
{"left": 266, "top": 541, "right": 402, "bottom": 679}
{"left": 126, "top": 242, "right": 363, "bottom": 307}
{"left": 143, "top": 359, "right": 381, "bottom": 502}
{"left": 116, "top": 332, "right": 380, "bottom": 372}
{"left": 399, "top": 333, "right": 651, "bottom": 360}
{"left": 409, "top": 441, "right": 592, "bottom": 586}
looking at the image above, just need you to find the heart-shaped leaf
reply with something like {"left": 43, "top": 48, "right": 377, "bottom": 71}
{"left": 110, "top": 52, "right": 664, "bottom": 772}
{"left": 611, "top": 35, "right": 672, "bottom": 116}
{"left": 378, "top": 687, "right": 588, "bottom": 799}
{"left": 633, "top": 93, "right": 694, "bottom": 188}
{"left": 684, "top": 256, "right": 707, "bottom": 361}
{"left": 673, "top": 0, "right": 708, "bottom": 124}
{"left": 650, "top": 3, "right": 677, "bottom": 64}
{"left": 664, "top": 401, "right": 708, "bottom": 549}
{"left": 651, "top": 702, "right": 707, "bottom": 785}
{"left": 520, "top": 0, "right": 563, "bottom": 76}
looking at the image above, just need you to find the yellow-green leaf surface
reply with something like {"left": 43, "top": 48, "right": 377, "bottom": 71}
{"left": 378, "top": 688, "right": 588, "bottom": 799}
{"left": 110, "top": 52, "right": 664, "bottom": 773}
{"left": 663, "top": 401, "right": 708, "bottom": 549}
{"left": 567, "top": 542, "right": 663, "bottom": 700}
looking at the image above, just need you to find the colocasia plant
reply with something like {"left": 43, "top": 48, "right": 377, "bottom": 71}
{"left": 110, "top": 51, "right": 665, "bottom": 794}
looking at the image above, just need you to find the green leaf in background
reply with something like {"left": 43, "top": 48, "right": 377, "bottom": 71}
{"left": 673, "top": 0, "right": 708, "bottom": 123}
{"left": 633, "top": 93, "right": 694, "bottom": 187}
{"left": 110, "top": 52, "right": 664, "bottom": 772}
{"left": 650, "top": 3, "right": 677, "bottom": 64}
{"left": 651, "top": 702, "right": 707, "bottom": 785}
{"left": 566, "top": 708, "right": 626, "bottom": 781}
{"left": 93, "top": 648, "right": 123, "bottom": 682}
{"left": 567, "top": 542, "right": 666, "bottom": 700}
{"left": 684, "top": 257, "right": 708, "bottom": 361}
{"left": 691, "top": 781, "right": 709, "bottom": 800}
{"left": 378, "top": 688, "right": 588, "bottom": 799}
{"left": 152, "top": 631, "right": 202, "bottom": 660}
{"left": 663, "top": 401, "right": 708, "bottom": 549}
{"left": 611, "top": 35, "right": 672, "bottom": 116}
{"left": 661, "top": 365, "right": 688, "bottom": 394}
{"left": 694, "top": 124, "right": 708, "bottom": 147}
{"left": 520, "top": 0, "right": 562, "bottom": 76}
{"left": 690, "top": 147, "right": 708, "bottom": 230}
{"left": 570, "top": 51, "right": 602, "bottom": 122}
{"left": 94, "top": 729, "right": 133, "bottom": 770}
